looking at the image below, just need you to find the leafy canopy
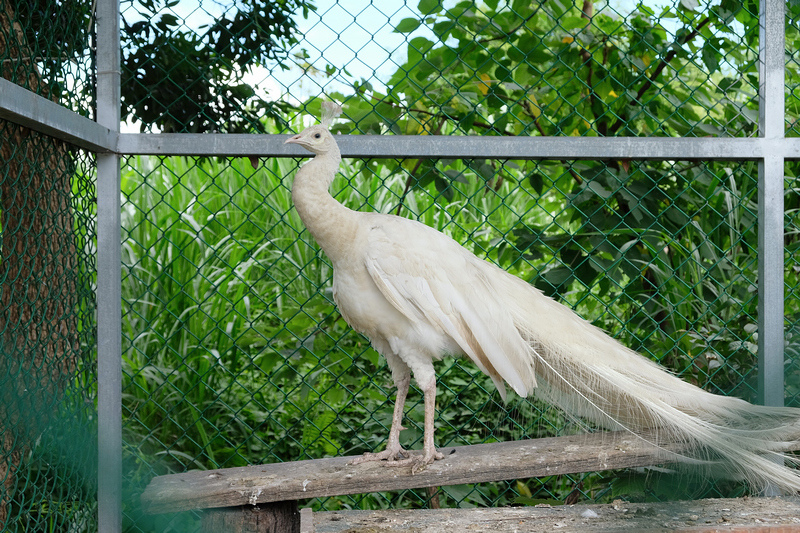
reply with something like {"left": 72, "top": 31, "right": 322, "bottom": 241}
{"left": 121, "top": 0, "right": 315, "bottom": 132}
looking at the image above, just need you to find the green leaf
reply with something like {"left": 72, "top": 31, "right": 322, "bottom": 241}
{"left": 717, "top": 0, "right": 742, "bottom": 23}
{"left": 536, "top": 266, "right": 573, "bottom": 297}
{"left": 409, "top": 36, "right": 435, "bottom": 54}
{"left": 528, "top": 172, "right": 545, "bottom": 195}
{"left": 443, "top": 169, "right": 469, "bottom": 183}
{"left": 587, "top": 180, "right": 613, "bottom": 199}
{"left": 434, "top": 176, "right": 455, "bottom": 201}
{"left": 701, "top": 40, "right": 721, "bottom": 73}
{"left": 494, "top": 64, "right": 511, "bottom": 81}
{"left": 418, "top": 0, "right": 442, "bottom": 15}
{"left": 560, "top": 16, "right": 589, "bottom": 31}
{"left": 394, "top": 17, "right": 421, "bottom": 33}
{"left": 474, "top": 161, "right": 496, "bottom": 182}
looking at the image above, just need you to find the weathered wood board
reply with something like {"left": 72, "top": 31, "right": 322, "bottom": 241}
{"left": 142, "top": 431, "right": 689, "bottom": 514}
{"left": 309, "top": 497, "right": 800, "bottom": 533}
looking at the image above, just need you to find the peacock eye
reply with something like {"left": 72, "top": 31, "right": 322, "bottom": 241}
{"left": 314, "top": 133, "right": 321, "bottom": 139}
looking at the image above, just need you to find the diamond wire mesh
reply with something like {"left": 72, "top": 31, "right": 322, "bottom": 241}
{"left": 0, "top": 1, "right": 97, "bottom": 532}
{"left": 0, "top": 127, "right": 97, "bottom": 533}
{"left": 786, "top": 161, "right": 800, "bottom": 407}
{"left": 0, "top": 0, "right": 94, "bottom": 116}
{"left": 1, "top": 0, "right": 796, "bottom": 530}
{"left": 789, "top": 4, "right": 800, "bottom": 136}
{"left": 119, "top": 155, "right": 760, "bottom": 521}
{"left": 111, "top": 1, "right": 800, "bottom": 529}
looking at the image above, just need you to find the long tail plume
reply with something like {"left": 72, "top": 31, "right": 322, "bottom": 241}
{"left": 494, "top": 269, "right": 800, "bottom": 493}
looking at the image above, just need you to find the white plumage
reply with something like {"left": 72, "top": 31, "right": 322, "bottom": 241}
{"left": 285, "top": 102, "right": 800, "bottom": 489}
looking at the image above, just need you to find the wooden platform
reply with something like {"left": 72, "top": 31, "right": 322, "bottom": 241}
{"left": 139, "top": 432, "right": 800, "bottom": 532}
{"left": 141, "top": 431, "right": 684, "bottom": 514}
{"left": 307, "top": 497, "right": 800, "bottom": 532}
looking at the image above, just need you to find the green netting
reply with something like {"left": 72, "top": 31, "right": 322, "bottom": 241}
{"left": 0, "top": 124, "right": 97, "bottom": 531}
{"left": 0, "top": 1, "right": 97, "bottom": 532}
{"left": 0, "top": 0, "right": 94, "bottom": 116}
{"left": 788, "top": 7, "right": 800, "bottom": 136}
{"left": 119, "top": 0, "right": 767, "bottom": 137}
{"left": 786, "top": 161, "right": 800, "bottom": 405}
{"left": 119, "top": 152, "right": 763, "bottom": 525}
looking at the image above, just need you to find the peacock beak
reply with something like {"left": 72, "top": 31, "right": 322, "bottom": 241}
{"left": 284, "top": 135, "right": 302, "bottom": 145}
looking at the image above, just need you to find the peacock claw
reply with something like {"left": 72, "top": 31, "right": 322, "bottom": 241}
{"left": 350, "top": 447, "right": 444, "bottom": 474}
{"left": 348, "top": 445, "right": 445, "bottom": 473}
{"left": 387, "top": 449, "right": 445, "bottom": 474}
{"left": 348, "top": 446, "right": 410, "bottom": 465}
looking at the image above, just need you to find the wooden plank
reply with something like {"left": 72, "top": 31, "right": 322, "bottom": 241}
{"left": 311, "top": 497, "right": 800, "bottom": 533}
{"left": 141, "top": 431, "right": 688, "bottom": 514}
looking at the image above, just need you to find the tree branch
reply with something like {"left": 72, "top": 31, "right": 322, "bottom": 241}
{"left": 579, "top": 0, "right": 605, "bottom": 136}
{"left": 608, "top": 16, "right": 711, "bottom": 135}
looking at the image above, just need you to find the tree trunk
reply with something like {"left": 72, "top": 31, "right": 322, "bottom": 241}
{"left": 0, "top": 0, "right": 79, "bottom": 526}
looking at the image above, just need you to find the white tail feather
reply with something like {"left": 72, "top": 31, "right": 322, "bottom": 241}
{"left": 491, "top": 266, "right": 800, "bottom": 492}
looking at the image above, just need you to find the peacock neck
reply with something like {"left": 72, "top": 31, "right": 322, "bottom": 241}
{"left": 291, "top": 151, "right": 359, "bottom": 262}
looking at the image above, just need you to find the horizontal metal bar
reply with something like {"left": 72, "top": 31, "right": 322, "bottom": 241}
{"left": 4, "top": 88, "right": 797, "bottom": 162}
{"left": 118, "top": 133, "right": 800, "bottom": 160}
{"left": 0, "top": 78, "right": 117, "bottom": 152}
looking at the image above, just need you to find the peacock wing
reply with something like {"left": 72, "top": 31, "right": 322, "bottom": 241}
{"left": 362, "top": 216, "right": 537, "bottom": 401}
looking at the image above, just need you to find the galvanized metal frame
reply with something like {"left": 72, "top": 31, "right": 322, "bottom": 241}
{"left": 757, "top": 0, "right": 787, "bottom": 408}
{"left": 116, "top": 133, "right": 800, "bottom": 160}
{"left": 0, "top": 0, "right": 792, "bottom": 526}
{"left": 0, "top": 78, "right": 116, "bottom": 152}
{"left": 96, "top": 0, "right": 122, "bottom": 530}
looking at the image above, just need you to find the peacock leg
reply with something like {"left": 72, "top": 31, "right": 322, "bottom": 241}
{"left": 410, "top": 379, "right": 446, "bottom": 472}
{"left": 350, "top": 373, "right": 411, "bottom": 464}
{"left": 382, "top": 369, "right": 445, "bottom": 473}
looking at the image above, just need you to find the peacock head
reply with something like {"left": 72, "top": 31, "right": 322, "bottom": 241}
{"left": 284, "top": 124, "right": 337, "bottom": 155}
{"left": 284, "top": 101, "right": 342, "bottom": 156}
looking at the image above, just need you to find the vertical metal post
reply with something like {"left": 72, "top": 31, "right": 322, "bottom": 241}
{"left": 757, "top": 0, "right": 786, "bottom": 407}
{"left": 96, "top": 0, "right": 122, "bottom": 530}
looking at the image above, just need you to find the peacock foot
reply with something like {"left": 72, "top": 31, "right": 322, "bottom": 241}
{"left": 348, "top": 445, "right": 410, "bottom": 465}
{"left": 377, "top": 446, "right": 445, "bottom": 474}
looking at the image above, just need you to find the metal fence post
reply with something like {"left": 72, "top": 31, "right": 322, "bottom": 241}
{"left": 97, "top": 0, "right": 122, "bottom": 530}
{"left": 757, "top": 0, "right": 786, "bottom": 408}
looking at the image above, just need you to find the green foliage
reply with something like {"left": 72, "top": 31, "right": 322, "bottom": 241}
{"left": 120, "top": 133, "right": 596, "bottom": 523}
{"left": 120, "top": 155, "right": 764, "bottom": 527}
{"left": 340, "top": 0, "right": 760, "bottom": 138}
{"left": 121, "top": 0, "right": 314, "bottom": 132}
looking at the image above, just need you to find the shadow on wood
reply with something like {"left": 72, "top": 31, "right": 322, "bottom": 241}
{"left": 202, "top": 501, "right": 299, "bottom": 533}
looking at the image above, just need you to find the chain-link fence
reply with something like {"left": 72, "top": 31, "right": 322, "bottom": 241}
{"left": 2, "top": 0, "right": 799, "bottom": 532}
{"left": 0, "top": 1, "right": 98, "bottom": 530}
